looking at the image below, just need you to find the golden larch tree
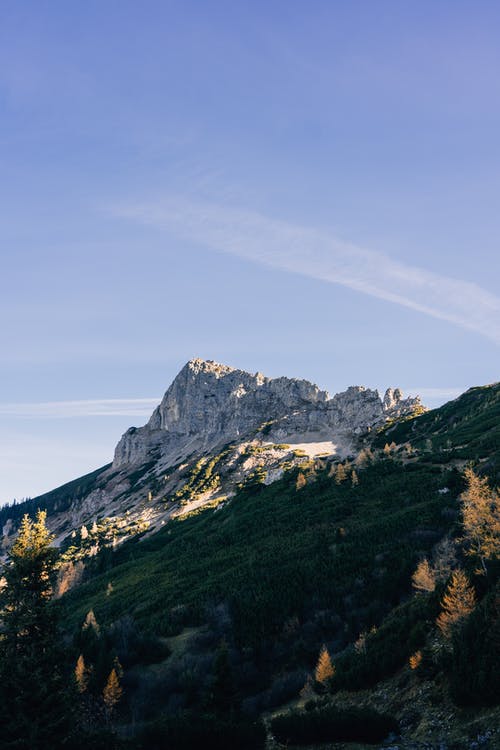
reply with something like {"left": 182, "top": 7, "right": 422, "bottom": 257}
{"left": 82, "top": 608, "right": 100, "bottom": 636}
{"left": 315, "top": 644, "right": 335, "bottom": 685}
{"left": 412, "top": 558, "right": 436, "bottom": 593}
{"left": 74, "top": 654, "right": 91, "bottom": 693}
{"left": 461, "top": 467, "right": 500, "bottom": 574}
{"left": 103, "top": 667, "right": 123, "bottom": 713}
{"left": 335, "top": 463, "right": 347, "bottom": 484}
{"left": 355, "top": 448, "right": 373, "bottom": 467}
{"left": 351, "top": 470, "right": 359, "bottom": 487}
{"left": 436, "top": 569, "right": 476, "bottom": 639}
{"left": 295, "top": 472, "right": 306, "bottom": 490}
{"left": 409, "top": 650, "right": 422, "bottom": 670}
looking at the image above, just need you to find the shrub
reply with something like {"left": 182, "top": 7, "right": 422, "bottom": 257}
{"left": 270, "top": 705, "right": 398, "bottom": 744}
{"left": 136, "top": 712, "right": 266, "bottom": 750}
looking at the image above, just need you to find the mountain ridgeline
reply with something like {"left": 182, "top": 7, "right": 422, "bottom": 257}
{"left": 1, "top": 359, "right": 423, "bottom": 550}
{"left": 1, "top": 361, "right": 499, "bottom": 749}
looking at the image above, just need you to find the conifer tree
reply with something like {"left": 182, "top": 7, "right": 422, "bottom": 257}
{"left": 461, "top": 467, "right": 500, "bottom": 574}
{"left": 103, "top": 667, "right": 123, "bottom": 715}
{"left": 0, "top": 511, "right": 74, "bottom": 748}
{"left": 75, "top": 653, "right": 91, "bottom": 693}
{"left": 412, "top": 558, "right": 436, "bottom": 593}
{"left": 355, "top": 448, "right": 373, "bottom": 467}
{"left": 82, "top": 608, "right": 101, "bottom": 636}
{"left": 409, "top": 650, "right": 422, "bottom": 670}
{"left": 334, "top": 463, "right": 347, "bottom": 484}
{"left": 351, "top": 470, "right": 359, "bottom": 487}
{"left": 295, "top": 472, "right": 306, "bottom": 491}
{"left": 436, "top": 569, "right": 476, "bottom": 639}
{"left": 314, "top": 644, "right": 335, "bottom": 686}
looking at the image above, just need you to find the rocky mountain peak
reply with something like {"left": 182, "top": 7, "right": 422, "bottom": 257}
{"left": 184, "top": 358, "right": 237, "bottom": 378}
{"left": 383, "top": 387, "right": 403, "bottom": 411}
{"left": 113, "top": 360, "right": 423, "bottom": 469}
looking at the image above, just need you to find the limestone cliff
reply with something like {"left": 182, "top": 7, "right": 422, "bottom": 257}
{"left": 113, "top": 359, "right": 422, "bottom": 468}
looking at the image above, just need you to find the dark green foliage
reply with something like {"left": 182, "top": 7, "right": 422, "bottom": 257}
{"left": 2, "top": 381, "right": 495, "bottom": 738}
{"left": 270, "top": 705, "right": 398, "bottom": 745}
{"left": 375, "top": 383, "right": 500, "bottom": 481}
{"left": 62, "top": 459, "right": 453, "bottom": 649}
{"left": 449, "top": 581, "right": 500, "bottom": 706}
{"left": 332, "top": 594, "right": 439, "bottom": 690}
{"left": 0, "top": 512, "right": 75, "bottom": 750}
{"left": 211, "top": 640, "right": 240, "bottom": 714}
{"left": 68, "top": 729, "right": 132, "bottom": 750}
{"left": 135, "top": 712, "right": 266, "bottom": 750}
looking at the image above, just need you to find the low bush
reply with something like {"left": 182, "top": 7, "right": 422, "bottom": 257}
{"left": 135, "top": 712, "right": 266, "bottom": 750}
{"left": 270, "top": 705, "right": 398, "bottom": 745}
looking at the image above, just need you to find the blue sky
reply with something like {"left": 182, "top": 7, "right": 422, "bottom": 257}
{"left": 1, "top": 1, "right": 499, "bottom": 503}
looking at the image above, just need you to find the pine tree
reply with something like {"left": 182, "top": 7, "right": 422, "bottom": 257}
{"left": 351, "top": 470, "right": 359, "bottom": 487}
{"left": 314, "top": 644, "right": 335, "bottom": 686}
{"left": 436, "top": 569, "right": 476, "bottom": 639}
{"left": 461, "top": 467, "right": 500, "bottom": 574}
{"left": 0, "top": 511, "right": 74, "bottom": 748}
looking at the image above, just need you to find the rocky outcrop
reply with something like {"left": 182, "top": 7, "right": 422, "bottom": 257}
{"left": 113, "top": 359, "right": 423, "bottom": 468}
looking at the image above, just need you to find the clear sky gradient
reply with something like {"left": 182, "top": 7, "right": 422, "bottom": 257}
{"left": 1, "top": 1, "right": 499, "bottom": 503}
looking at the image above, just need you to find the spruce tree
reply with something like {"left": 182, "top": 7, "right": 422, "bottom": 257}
{"left": 0, "top": 511, "right": 74, "bottom": 749}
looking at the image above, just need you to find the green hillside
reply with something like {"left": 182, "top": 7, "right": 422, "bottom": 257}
{"left": 63, "top": 383, "right": 500, "bottom": 643}
{"left": 375, "top": 382, "right": 500, "bottom": 478}
{"left": 3, "top": 383, "right": 499, "bottom": 747}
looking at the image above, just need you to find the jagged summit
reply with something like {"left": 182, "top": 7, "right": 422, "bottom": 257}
{"left": 113, "top": 359, "right": 422, "bottom": 468}
{"left": 184, "top": 358, "right": 239, "bottom": 378}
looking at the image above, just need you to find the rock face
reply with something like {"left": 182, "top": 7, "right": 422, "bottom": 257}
{"left": 113, "top": 359, "right": 422, "bottom": 468}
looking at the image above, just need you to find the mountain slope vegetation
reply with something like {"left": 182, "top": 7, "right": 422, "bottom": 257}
{"left": 1, "top": 379, "right": 499, "bottom": 747}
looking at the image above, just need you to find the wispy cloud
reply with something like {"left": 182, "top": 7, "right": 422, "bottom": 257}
{"left": 110, "top": 197, "right": 500, "bottom": 344}
{"left": 0, "top": 398, "right": 160, "bottom": 419}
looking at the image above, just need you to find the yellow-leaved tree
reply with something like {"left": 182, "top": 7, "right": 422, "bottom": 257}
{"left": 334, "top": 463, "right": 347, "bottom": 484}
{"left": 412, "top": 558, "right": 436, "bottom": 593}
{"left": 436, "top": 569, "right": 476, "bottom": 639}
{"left": 75, "top": 653, "right": 91, "bottom": 693}
{"left": 461, "top": 467, "right": 500, "bottom": 575}
{"left": 103, "top": 667, "right": 123, "bottom": 715}
{"left": 314, "top": 644, "right": 335, "bottom": 686}
{"left": 295, "top": 472, "right": 307, "bottom": 490}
